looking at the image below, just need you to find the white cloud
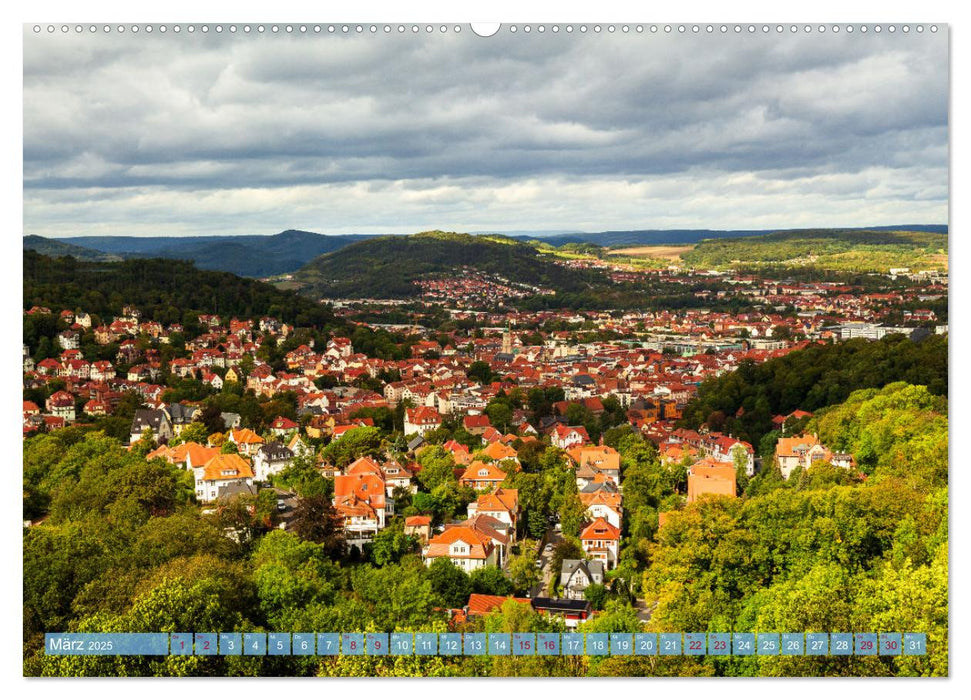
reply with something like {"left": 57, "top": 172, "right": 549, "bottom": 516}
{"left": 22, "top": 27, "right": 949, "bottom": 236}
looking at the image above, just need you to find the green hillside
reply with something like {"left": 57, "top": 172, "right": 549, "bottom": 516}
{"left": 34, "top": 230, "right": 374, "bottom": 277}
{"left": 23, "top": 250, "right": 340, "bottom": 331}
{"left": 23, "top": 235, "right": 121, "bottom": 262}
{"left": 681, "top": 229, "right": 948, "bottom": 272}
{"left": 292, "top": 230, "right": 607, "bottom": 298}
{"left": 679, "top": 333, "right": 948, "bottom": 447}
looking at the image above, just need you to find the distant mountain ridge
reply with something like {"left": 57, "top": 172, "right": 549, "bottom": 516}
{"left": 33, "top": 230, "right": 379, "bottom": 277}
{"left": 26, "top": 224, "right": 947, "bottom": 277}
{"left": 498, "top": 224, "right": 948, "bottom": 248}
{"left": 22, "top": 235, "right": 122, "bottom": 262}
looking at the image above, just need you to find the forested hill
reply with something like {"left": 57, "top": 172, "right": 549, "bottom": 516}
{"left": 679, "top": 333, "right": 948, "bottom": 448}
{"left": 23, "top": 235, "right": 121, "bottom": 263}
{"left": 292, "top": 230, "right": 608, "bottom": 299}
{"left": 23, "top": 250, "right": 340, "bottom": 330}
{"left": 30, "top": 230, "right": 375, "bottom": 278}
{"left": 681, "top": 228, "right": 948, "bottom": 272}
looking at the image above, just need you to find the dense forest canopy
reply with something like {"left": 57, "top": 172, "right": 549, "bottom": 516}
{"left": 679, "top": 334, "right": 947, "bottom": 447}
{"left": 23, "top": 250, "right": 341, "bottom": 330}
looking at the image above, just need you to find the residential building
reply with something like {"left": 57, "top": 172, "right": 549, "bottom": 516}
{"left": 404, "top": 515, "right": 432, "bottom": 544}
{"left": 687, "top": 457, "right": 737, "bottom": 502}
{"left": 192, "top": 453, "right": 255, "bottom": 504}
{"left": 228, "top": 428, "right": 265, "bottom": 456}
{"left": 559, "top": 559, "right": 605, "bottom": 600}
{"left": 129, "top": 408, "right": 172, "bottom": 444}
{"left": 45, "top": 390, "right": 76, "bottom": 422}
{"left": 466, "top": 487, "right": 519, "bottom": 535}
{"left": 404, "top": 406, "right": 442, "bottom": 437}
{"left": 551, "top": 424, "right": 590, "bottom": 449}
{"left": 334, "top": 469, "right": 388, "bottom": 545}
{"left": 579, "top": 517, "right": 621, "bottom": 569}
{"left": 253, "top": 441, "right": 294, "bottom": 481}
{"left": 774, "top": 433, "right": 845, "bottom": 479}
{"left": 423, "top": 525, "right": 497, "bottom": 573}
{"left": 458, "top": 460, "right": 508, "bottom": 490}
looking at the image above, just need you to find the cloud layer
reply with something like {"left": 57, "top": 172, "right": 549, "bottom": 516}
{"left": 23, "top": 27, "right": 949, "bottom": 236}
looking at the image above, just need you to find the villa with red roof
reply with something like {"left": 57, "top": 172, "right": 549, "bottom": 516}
{"left": 579, "top": 489, "right": 622, "bottom": 529}
{"left": 404, "top": 406, "right": 442, "bottom": 437}
{"left": 480, "top": 440, "right": 519, "bottom": 464}
{"left": 404, "top": 515, "right": 432, "bottom": 544}
{"left": 423, "top": 525, "right": 497, "bottom": 572}
{"left": 334, "top": 469, "right": 388, "bottom": 545}
{"left": 228, "top": 428, "right": 265, "bottom": 456}
{"left": 580, "top": 517, "right": 621, "bottom": 569}
{"left": 45, "top": 390, "right": 75, "bottom": 422}
{"left": 462, "top": 414, "right": 491, "bottom": 435}
{"left": 269, "top": 415, "right": 299, "bottom": 438}
{"left": 192, "top": 453, "right": 255, "bottom": 504}
{"left": 551, "top": 424, "right": 590, "bottom": 450}
{"left": 466, "top": 487, "right": 519, "bottom": 535}
{"left": 458, "top": 460, "right": 508, "bottom": 490}
{"left": 442, "top": 439, "right": 472, "bottom": 465}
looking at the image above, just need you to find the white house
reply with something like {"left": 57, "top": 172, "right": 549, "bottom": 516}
{"left": 551, "top": 424, "right": 590, "bottom": 450}
{"left": 253, "top": 441, "right": 294, "bottom": 481}
{"left": 192, "top": 453, "right": 255, "bottom": 504}
{"left": 403, "top": 406, "right": 442, "bottom": 437}
{"left": 423, "top": 525, "right": 498, "bottom": 573}
{"left": 559, "top": 559, "right": 605, "bottom": 600}
{"left": 580, "top": 518, "right": 621, "bottom": 569}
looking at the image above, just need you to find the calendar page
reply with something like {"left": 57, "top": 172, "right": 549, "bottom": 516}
{"left": 21, "top": 18, "right": 948, "bottom": 682}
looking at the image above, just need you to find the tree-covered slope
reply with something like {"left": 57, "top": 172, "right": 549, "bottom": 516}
{"left": 23, "top": 250, "right": 340, "bottom": 330}
{"left": 292, "top": 230, "right": 608, "bottom": 298}
{"left": 679, "top": 334, "right": 948, "bottom": 447}
{"left": 681, "top": 229, "right": 948, "bottom": 272}
{"left": 37, "top": 230, "right": 374, "bottom": 277}
{"left": 23, "top": 235, "right": 121, "bottom": 262}
{"left": 646, "top": 385, "right": 947, "bottom": 676}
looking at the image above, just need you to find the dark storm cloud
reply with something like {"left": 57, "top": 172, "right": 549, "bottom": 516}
{"left": 22, "top": 26, "right": 948, "bottom": 235}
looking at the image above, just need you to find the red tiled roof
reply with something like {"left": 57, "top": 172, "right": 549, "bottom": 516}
{"left": 459, "top": 460, "right": 507, "bottom": 485}
{"left": 199, "top": 453, "right": 254, "bottom": 482}
{"left": 270, "top": 416, "right": 299, "bottom": 430}
{"left": 580, "top": 517, "right": 621, "bottom": 541}
{"left": 231, "top": 428, "right": 264, "bottom": 445}
{"left": 465, "top": 594, "right": 531, "bottom": 616}
{"left": 425, "top": 525, "right": 494, "bottom": 560}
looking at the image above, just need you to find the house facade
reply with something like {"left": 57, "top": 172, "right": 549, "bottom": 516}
{"left": 579, "top": 517, "right": 621, "bottom": 569}
{"left": 192, "top": 453, "right": 255, "bottom": 504}
{"left": 253, "top": 441, "right": 294, "bottom": 481}
{"left": 423, "top": 525, "right": 497, "bottom": 573}
{"left": 404, "top": 406, "right": 442, "bottom": 437}
{"left": 774, "top": 434, "right": 844, "bottom": 479}
{"left": 559, "top": 559, "right": 605, "bottom": 600}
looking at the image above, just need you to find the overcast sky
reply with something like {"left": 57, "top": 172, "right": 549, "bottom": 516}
{"left": 23, "top": 26, "right": 948, "bottom": 237}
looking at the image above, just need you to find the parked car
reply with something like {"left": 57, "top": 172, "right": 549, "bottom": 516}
{"left": 535, "top": 559, "right": 543, "bottom": 568}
